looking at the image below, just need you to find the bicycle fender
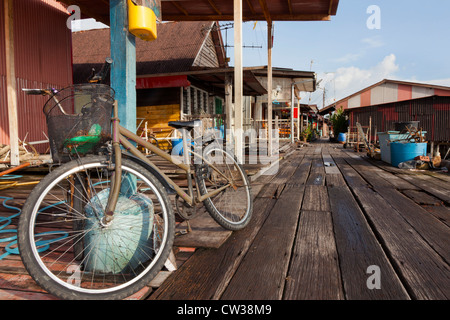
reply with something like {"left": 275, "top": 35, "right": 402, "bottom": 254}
{"left": 123, "top": 153, "right": 177, "bottom": 195}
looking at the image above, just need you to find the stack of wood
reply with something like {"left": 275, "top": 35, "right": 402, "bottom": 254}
{"left": 0, "top": 142, "right": 40, "bottom": 163}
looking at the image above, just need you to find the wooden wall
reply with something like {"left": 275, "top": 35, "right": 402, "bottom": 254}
{"left": 137, "top": 104, "right": 181, "bottom": 150}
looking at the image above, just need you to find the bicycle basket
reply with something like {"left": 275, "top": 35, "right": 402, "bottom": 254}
{"left": 43, "top": 84, "right": 115, "bottom": 163}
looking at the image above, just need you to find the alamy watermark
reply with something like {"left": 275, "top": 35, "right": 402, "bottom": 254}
{"left": 169, "top": 127, "right": 280, "bottom": 176}
{"left": 366, "top": 265, "right": 381, "bottom": 290}
{"left": 66, "top": 5, "right": 81, "bottom": 31}
{"left": 367, "top": 5, "right": 381, "bottom": 30}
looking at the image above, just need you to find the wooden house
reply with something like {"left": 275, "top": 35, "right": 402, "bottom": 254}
{"left": 72, "top": 21, "right": 318, "bottom": 150}
{"left": 73, "top": 21, "right": 239, "bottom": 149}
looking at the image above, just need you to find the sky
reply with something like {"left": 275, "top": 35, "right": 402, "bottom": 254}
{"left": 77, "top": 0, "right": 450, "bottom": 109}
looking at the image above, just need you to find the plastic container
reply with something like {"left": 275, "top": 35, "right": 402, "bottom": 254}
{"left": 171, "top": 138, "right": 194, "bottom": 156}
{"left": 390, "top": 141, "right": 427, "bottom": 168}
{"left": 337, "top": 132, "right": 346, "bottom": 144}
{"left": 128, "top": 0, "right": 157, "bottom": 41}
{"left": 378, "top": 131, "right": 426, "bottom": 164}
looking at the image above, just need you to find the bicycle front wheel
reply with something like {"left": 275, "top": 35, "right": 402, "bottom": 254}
{"left": 18, "top": 156, "right": 174, "bottom": 300}
{"left": 195, "top": 144, "right": 253, "bottom": 231}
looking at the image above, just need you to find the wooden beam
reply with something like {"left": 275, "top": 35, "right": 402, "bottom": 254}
{"left": 169, "top": 1, "right": 189, "bottom": 16}
{"left": 234, "top": 0, "right": 244, "bottom": 163}
{"left": 267, "top": 20, "right": 273, "bottom": 156}
{"left": 110, "top": 0, "right": 137, "bottom": 132}
{"left": 161, "top": 14, "right": 330, "bottom": 22}
{"left": 258, "top": 0, "right": 271, "bottom": 23}
{"left": 4, "top": 0, "right": 19, "bottom": 166}
{"left": 287, "top": 0, "right": 293, "bottom": 15}
{"left": 245, "top": 0, "right": 255, "bottom": 14}
{"left": 328, "top": 0, "right": 334, "bottom": 15}
{"left": 206, "top": 0, "right": 222, "bottom": 15}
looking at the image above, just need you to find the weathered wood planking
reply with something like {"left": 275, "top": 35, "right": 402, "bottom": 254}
{"left": 342, "top": 152, "right": 450, "bottom": 264}
{"left": 301, "top": 185, "right": 330, "bottom": 212}
{"left": 330, "top": 149, "right": 450, "bottom": 299}
{"left": 149, "top": 197, "right": 277, "bottom": 300}
{"left": 396, "top": 174, "right": 450, "bottom": 204}
{"left": 284, "top": 211, "right": 343, "bottom": 300}
{"left": 325, "top": 170, "right": 410, "bottom": 299}
{"left": 149, "top": 149, "right": 307, "bottom": 300}
{"left": 219, "top": 155, "right": 311, "bottom": 300}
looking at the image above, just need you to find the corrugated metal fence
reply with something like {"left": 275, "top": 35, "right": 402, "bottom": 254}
{"left": 348, "top": 95, "right": 450, "bottom": 142}
{"left": 0, "top": 0, "right": 72, "bottom": 152}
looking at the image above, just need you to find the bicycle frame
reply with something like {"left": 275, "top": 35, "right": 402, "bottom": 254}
{"left": 104, "top": 100, "right": 234, "bottom": 220}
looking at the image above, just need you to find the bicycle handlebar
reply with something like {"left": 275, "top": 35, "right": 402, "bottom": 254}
{"left": 89, "top": 57, "right": 113, "bottom": 84}
{"left": 22, "top": 88, "right": 53, "bottom": 96}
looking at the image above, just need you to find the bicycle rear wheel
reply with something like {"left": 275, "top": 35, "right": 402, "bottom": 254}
{"left": 18, "top": 156, "right": 174, "bottom": 300}
{"left": 195, "top": 143, "right": 253, "bottom": 230}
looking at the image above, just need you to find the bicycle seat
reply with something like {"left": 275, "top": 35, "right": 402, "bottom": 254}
{"left": 168, "top": 119, "right": 201, "bottom": 130}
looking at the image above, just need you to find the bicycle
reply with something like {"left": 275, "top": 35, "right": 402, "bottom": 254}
{"left": 17, "top": 63, "right": 253, "bottom": 300}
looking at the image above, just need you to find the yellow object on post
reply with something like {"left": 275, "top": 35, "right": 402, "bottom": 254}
{"left": 128, "top": 0, "right": 157, "bottom": 41}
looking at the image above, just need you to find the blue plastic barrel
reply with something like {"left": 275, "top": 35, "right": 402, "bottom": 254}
{"left": 171, "top": 138, "right": 183, "bottom": 156}
{"left": 337, "top": 132, "right": 346, "bottom": 144}
{"left": 171, "top": 138, "right": 194, "bottom": 156}
{"left": 390, "top": 142, "right": 427, "bottom": 167}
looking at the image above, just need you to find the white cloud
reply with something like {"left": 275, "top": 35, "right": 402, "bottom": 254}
{"left": 422, "top": 78, "right": 450, "bottom": 87}
{"left": 334, "top": 54, "right": 399, "bottom": 101}
{"left": 361, "top": 36, "right": 385, "bottom": 48}
{"left": 334, "top": 36, "right": 385, "bottom": 64}
{"left": 334, "top": 53, "right": 363, "bottom": 64}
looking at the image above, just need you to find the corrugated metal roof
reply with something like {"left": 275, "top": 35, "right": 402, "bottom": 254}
{"left": 55, "top": 0, "right": 340, "bottom": 25}
{"left": 72, "top": 21, "right": 218, "bottom": 83}
{"left": 327, "top": 79, "right": 450, "bottom": 110}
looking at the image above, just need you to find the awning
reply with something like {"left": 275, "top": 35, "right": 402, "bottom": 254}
{"left": 137, "top": 67, "right": 267, "bottom": 96}
{"left": 57, "top": 0, "right": 339, "bottom": 25}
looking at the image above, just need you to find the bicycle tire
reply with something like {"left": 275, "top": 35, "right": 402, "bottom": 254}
{"left": 18, "top": 156, "right": 174, "bottom": 300}
{"left": 195, "top": 143, "right": 253, "bottom": 231}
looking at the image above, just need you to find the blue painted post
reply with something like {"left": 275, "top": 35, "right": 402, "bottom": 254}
{"left": 110, "top": 0, "right": 136, "bottom": 132}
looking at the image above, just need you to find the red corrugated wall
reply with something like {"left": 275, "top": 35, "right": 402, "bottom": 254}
{"left": 0, "top": 0, "right": 72, "bottom": 152}
{"left": 348, "top": 96, "right": 450, "bottom": 143}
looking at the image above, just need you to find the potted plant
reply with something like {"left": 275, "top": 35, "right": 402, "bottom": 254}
{"left": 330, "top": 107, "right": 348, "bottom": 141}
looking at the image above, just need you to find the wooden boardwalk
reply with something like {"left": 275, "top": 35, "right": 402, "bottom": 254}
{"left": 148, "top": 140, "right": 450, "bottom": 300}
{"left": 0, "top": 140, "right": 449, "bottom": 299}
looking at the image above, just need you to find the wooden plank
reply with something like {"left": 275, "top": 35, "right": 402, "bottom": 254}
{"left": 397, "top": 174, "right": 450, "bottom": 204}
{"left": 326, "top": 174, "right": 410, "bottom": 299}
{"left": 219, "top": 186, "right": 303, "bottom": 300}
{"left": 402, "top": 190, "right": 444, "bottom": 206}
{"left": 284, "top": 211, "right": 344, "bottom": 300}
{"left": 150, "top": 150, "right": 310, "bottom": 300}
{"left": 4, "top": 0, "right": 20, "bottom": 166}
{"left": 174, "top": 210, "right": 232, "bottom": 249}
{"left": 423, "top": 205, "right": 450, "bottom": 228}
{"left": 322, "top": 151, "right": 340, "bottom": 174}
{"left": 219, "top": 155, "right": 312, "bottom": 300}
{"left": 331, "top": 151, "right": 450, "bottom": 299}
{"left": 301, "top": 185, "right": 330, "bottom": 212}
{"left": 306, "top": 156, "right": 325, "bottom": 186}
{"left": 343, "top": 156, "right": 450, "bottom": 264}
{"left": 0, "top": 289, "right": 58, "bottom": 300}
{"left": 149, "top": 197, "right": 277, "bottom": 299}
